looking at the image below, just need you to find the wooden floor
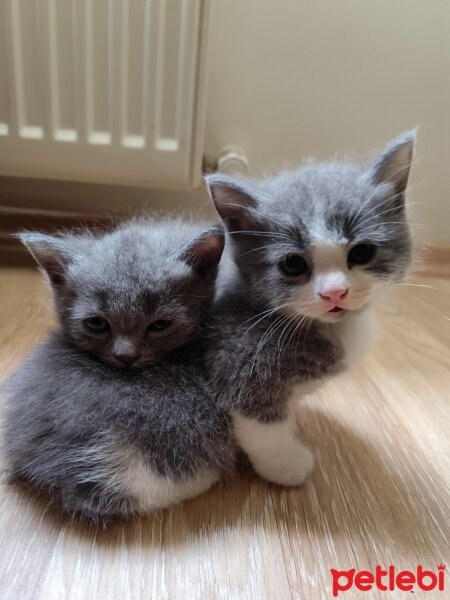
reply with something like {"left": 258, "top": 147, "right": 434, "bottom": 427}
{"left": 0, "top": 267, "right": 449, "bottom": 600}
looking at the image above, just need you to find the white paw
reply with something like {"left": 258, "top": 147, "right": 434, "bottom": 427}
{"left": 252, "top": 440, "right": 315, "bottom": 487}
{"left": 232, "top": 412, "right": 315, "bottom": 487}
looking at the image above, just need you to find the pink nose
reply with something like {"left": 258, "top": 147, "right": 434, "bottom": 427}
{"left": 319, "top": 288, "right": 348, "bottom": 304}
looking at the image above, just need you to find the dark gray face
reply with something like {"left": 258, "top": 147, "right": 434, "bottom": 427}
{"left": 21, "top": 219, "right": 224, "bottom": 368}
{"left": 208, "top": 132, "right": 414, "bottom": 322}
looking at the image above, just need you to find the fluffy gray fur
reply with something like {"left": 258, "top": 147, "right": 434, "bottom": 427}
{"left": 206, "top": 132, "right": 415, "bottom": 422}
{"left": 2, "top": 133, "right": 416, "bottom": 517}
{"left": 2, "top": 218, "right": 232, "bottom": 522}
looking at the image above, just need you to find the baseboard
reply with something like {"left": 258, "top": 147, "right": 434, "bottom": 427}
{"left": 0, "top": 207, "right": 116, "bottom": 266}
{"left": 417, "top": 246, "right": 450, "bottom": 277}
{"left": 1, "top": 206, "right": 449, "bottom": 276}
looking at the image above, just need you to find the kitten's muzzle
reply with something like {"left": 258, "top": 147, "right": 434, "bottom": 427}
{"left": 113, "top": 336, "right": 140, "bottom": 367}
{"left": 113, "top": 351, "right": 140, "bottom": 367}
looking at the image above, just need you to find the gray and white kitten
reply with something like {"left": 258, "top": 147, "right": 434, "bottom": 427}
{"left": 206, "top": 132, "right": 415, "bottom": 487}
{"left": 2, "top": 218, "right": 232, "bottom": 522}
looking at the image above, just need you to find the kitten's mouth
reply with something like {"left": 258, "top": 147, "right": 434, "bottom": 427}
{"left": 107, "top": 359, "right": 146, "bottom": 370}
{"left": 321, "top": 306, "right": 349, "bottom": 321}
{"left": 328, "top": 306, "right": 344, "bottom": 313}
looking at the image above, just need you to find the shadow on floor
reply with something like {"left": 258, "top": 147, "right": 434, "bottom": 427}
{"left": 2, "top": 402, "right": 444, "bottom": 567}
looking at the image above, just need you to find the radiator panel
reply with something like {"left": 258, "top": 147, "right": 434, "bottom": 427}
{"left": 0, "top": 0, "right": 208, "bottom": 188}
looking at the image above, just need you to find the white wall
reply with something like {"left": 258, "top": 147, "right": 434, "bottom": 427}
{"left": 2, "top": 0, "right": 449, "bottom": 245}
{"left": 205, "top": 0, "right": 450, "bottom": 244}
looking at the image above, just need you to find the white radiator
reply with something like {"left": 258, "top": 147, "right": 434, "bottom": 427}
{"left": 0, "top": 0, "right": 209, "bottom": 188}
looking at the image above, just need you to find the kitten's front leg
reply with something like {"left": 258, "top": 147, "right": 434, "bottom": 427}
{"left": 232, "top": 411, "right": 314, "bottom": 486}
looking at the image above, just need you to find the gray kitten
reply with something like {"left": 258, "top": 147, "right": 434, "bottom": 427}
{"left": 2, "top": 218, "right": 232, "bottom": 522}
{"left": 206, "top": 132, "right": 414, "bottom": 486}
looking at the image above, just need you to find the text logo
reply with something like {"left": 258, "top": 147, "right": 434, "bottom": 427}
{"left": 331, "top": 564, "right": 445, "bottom": 596}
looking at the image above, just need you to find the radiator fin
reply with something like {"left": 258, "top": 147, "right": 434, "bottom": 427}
{"left": 0, "top": 0, "right": 208, "bottom": 187}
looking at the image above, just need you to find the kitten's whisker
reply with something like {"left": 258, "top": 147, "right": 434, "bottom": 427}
{"left": 301, "top": 314, "right": 314, "bottom": 357}
{"left": 274, "top": 317, "right": 295, "bottom": 378}
{"left": 379, "top": 278, "right": 448, "bottom": 317}
{"left": 239, "top": 306, "right": 283, "bottom": 328}
{"left": 350, "top": 212, "right": 423, "bottom": 238}
{"left": 356, "top": 195, "right": 427, "bottom": 229}
{"left": 396, "top": 283, "right": 441, "bottom": 290}
{"left": 290, "top": 314, "right": 311, "bottom": 360}
{"left": 226, "top": 205, "right": 300, "bottom": 239}
{"left": 409, "top": 295, "right": 450, "bottom": 322}
{"left": 241, "top": 242, "right": 294, "bottom": 256}
{"left": 226, "top": 229, "right": 297, "bottom": 243}
{"left": 279, "top": 318, "right": 297, "bottom": 365}
{"left": 350, "top": 158, "right": 426, "bottom": 226}
{"left": 274, "top": 314, "right": 297, "bottom": 366}
{"left": 278, "top": 314, "right": 309, "bottom": 370}
{"left": 241, "top": 309, "right": 282, "bottom": 337}
{"left": 353, "top": 196, "right": 406, "bottom": 229}
{"left": 373, "top": 155, "right": 424, "bottom": 190}
{"left": 401, "top": 175, "right": 433, "bottom": 197}
{"left": 224, "top": 208, "right": 300, "bottom": 243}
{"left": 354, "top": 222, "right": 411, "bottom": 237}
{"left": 239, "top": 307, "right": 278, "bottom": 326}
{"left": 249, "top": 314, "right": 291, "bottom": 378}
{"left": 241, "top": 307, "right": 284, "bottom": 325}
{"left": 241, "top": 302, "right": 294, "bottom": 334}
{"left": 353, "top": 175, "right": 430, "bottom": 228}
{"left": 376, "top": 154, "right": 424, "bottom": 186}
{"left": 357, "top": 202, "right": 411, "bottom": 224}
{"left": 251, "top": 314, "right": 292, "bottom": 376}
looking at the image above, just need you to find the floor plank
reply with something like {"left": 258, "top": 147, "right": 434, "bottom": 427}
{"left": 0, "top": 268, "right": 449, "bottom": 600}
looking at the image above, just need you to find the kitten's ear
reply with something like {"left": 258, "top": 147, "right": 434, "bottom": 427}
{"left": 369, "top": 131, "right": 415, "bottom": 195}
{"left": 205, "top": 174, "right": 261, "bottom": 232}
{"left": 180, "top": 225, "right": 225, "bottom": 272}
{"left": 18, "top": 232, "right": 75, "bottom": 285}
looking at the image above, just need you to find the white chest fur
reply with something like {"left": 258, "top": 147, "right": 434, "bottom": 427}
{"left": 288, "top": 309, "right": 376, "bottom": 408}
{"left": 335, "top": 309, "right": 376, "bottom": 370}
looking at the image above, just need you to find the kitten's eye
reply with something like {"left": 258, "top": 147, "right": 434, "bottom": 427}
{"left": 348, "top": 244, "right": 377, "bottom": 266}
{"left": 147, "top": 320, "right": 173, "bottom": 333}
{"left": 84, "top": 316, "right": 110, "bottom": 333}
{"left": 279, "top": 254, "right": 308, "bottom": 276}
